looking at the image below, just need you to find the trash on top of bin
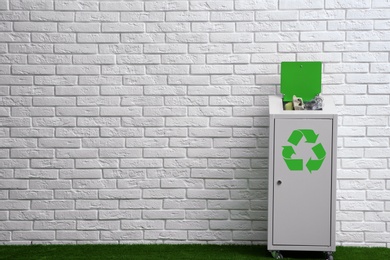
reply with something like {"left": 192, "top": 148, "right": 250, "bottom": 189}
{"left": 281, "top": 61, "right": 323, "bottom": 111}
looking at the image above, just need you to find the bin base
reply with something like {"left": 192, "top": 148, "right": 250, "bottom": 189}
{"left": 269, "top": 250, "right": 334, "bottom": 260}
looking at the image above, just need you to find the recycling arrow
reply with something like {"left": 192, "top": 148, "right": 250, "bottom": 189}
{"left": 282, "top": 129, "right": 326, "bottom": 173}
{"left": 306, "top": 143, "right": 326, "bottom": 173}
{"left": 282, "top": 146, "right": 295, "bottom": 158}
{"left": 288, "top": 129, "right": 318, "bottom": 145}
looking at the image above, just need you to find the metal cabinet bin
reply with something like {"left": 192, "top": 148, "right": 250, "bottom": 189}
{"left": 267, "top": 62, "right": 337, "bottom": 260}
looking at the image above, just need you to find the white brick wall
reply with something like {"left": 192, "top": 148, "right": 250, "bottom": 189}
{"left": 0, "top": 0, "right": 389, "bottom": 247}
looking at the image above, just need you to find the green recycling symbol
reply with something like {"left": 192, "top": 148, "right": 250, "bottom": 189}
{"left": 282, "top": 129, "right": 326, "bottom": 173}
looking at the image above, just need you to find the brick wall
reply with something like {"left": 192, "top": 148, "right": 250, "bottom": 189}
{"left": 0, "top": 0, "right": 389, "bottom": 246}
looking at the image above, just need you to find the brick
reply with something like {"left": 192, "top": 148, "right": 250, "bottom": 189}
{"left": 14, "top": 22, "right": 56, "bottom": 32}
{"left": 192, "top": 23, "right": 234, "bottom": 33}
{"left": 210, "top": 33, "right": 252, "bottom": 43}
{"left": 77, "top": 220, "right": 119, "bottom": 231}
{"left": 122, "top": 220, "right": 164, "bottom": 230}
{"left": 33, "top": 117, "right": 76, "bottom": 127}
{"left": 189, "top": 44, "right": 231, "bottom": 54}
{"left": 14, "top": 169, "right": 57, "bottom": 179}
{"left": 55, "top": 1, "right": 98, "bottom": 10}
{"left": 235, "top": 0, "right": 270, "bottom": 10}
{"left": 147, "top": 23, "right": 190, "bottom": 33}
{"left": 99, "top": 45, "right": 142, "bottom": 54}
{"left": 57, "top": 231, "right": 98, "bottom": 240}
{"left": 102, "top": 23, "right": 144, "bottom": 33}
{"left": 166, "top": 12, "right": 208, "bottom": 21}
{"left": 168, "top": 75, "right": 209, "bottom": 85}
{"left": 55, "top": 210, "right": 97, "bottom": 220}
{"left": 118, "top": 55, "right": 160, "bottom": 64}
{"left": 9, "top": 43, "right": 53, "bottom": 54}
{"left": 11, "top": 149, "right": 53, "bottom": 158}
{"left": 188, "top": 231, "right": 232, "bottom": 240}
{"left": 147, "top": 169, "right": 189, "bottom": 179}
{"left": 12, "top": 65, "right": 54, "bottom": 75}
{"left": 0, "top": 32, "right": 29, "bottom": 42}
{"left": 13, "top": 231, "right": 55, "bottom": 241}
{"left": 121, "top": 159, "right": 162, "bottom": 168}
{"left": 10, "top": 190, "right": 52, "bottom": 200}
{"left": 145, "top": 1, "right": 188, "bottom": 11}
{"left": 211, "top": 11, "right": 253, "bottom": 21}
{"left": 59, "top": 23, "right": 100, "bottom": 33}
{"left": 143, "top": 210, "right": 185, "bottom": 220}
{"left": 99, "top": 148, "right": 141, "bottom": 158}
{"left": 0, "top": 0, "right": 8, "bottom": 10}
{"left": 32, "top": 33, "right": 75, "bottom": 43}
{"left": 10, "top": 0, "right": 53, "bottom": 10}
{"left": 31, "top": 11, "right": 74, "bottom": 22}
{"left": 124, "top": 139, "right": 166, "bottom": 149}
{"left": 57, "top": 148, "right": 98, "bottom": 158}
{"left": 0, "top": 96, "right": 32, "bottom": 106}
{"left": 144, "top": 44, "right": 187, "bottom": 54}
{"left": 59, "top": 169, "right": 101, "bottom": 179}
{"left": 166, "top": 220, "right": 208, "bottom": 230}
{"left": 101, "top": 1, "right": 143, "bottom": 11}
{"left": 10, "top": 210, "right": 54, "bottom": 220}
{"left": 191, "top": 1, "right": 232, "bottom": 10}
{"left": 78, "top": 34, "right": 120, "bottom": 43}
{"left": 167, "top": 33, "right": 208, "bottom": 43}
{"left": 122, "top": 117, "right": 164, "bottom": 127}
{"left": 121, "top": 33, "right": 165, "bottom": 43}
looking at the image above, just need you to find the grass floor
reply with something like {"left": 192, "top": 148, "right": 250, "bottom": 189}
{"left": 0, "top": 244, "right": 389, "bottom": 260}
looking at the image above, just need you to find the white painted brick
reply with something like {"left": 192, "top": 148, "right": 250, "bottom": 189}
{"left": 102, "top": 23, "right": 144, "bottom": 33}
{"left": 190, "top": 1, "right": 232, "bottom": 11}
{"left": 255, "top": 32, "right": 299, "bottom": 42}
{"left": 212, "top": 75, "right": 254, "bottom": 85}
{"left": 188, "top": 107, "right": 231, "bottom": 116}
{"left": 57, "top": 66, "right": 100, "bottom": 75}
{"left": 147, "top": 22, "right": 190, "bottom": 33}
{"left": 58, "top": 23, "right": 100, "bottom": 33}
{"left": 10, "top": 0, "right": 53, "bottom": 10}
{"left": 14, "top": 22, "right": 56, "bottom": 32}
{"left": 210, "top": 33, "right": 252, "bottom": 43}
{"left": 280, "top": 0, "right": 323, "bottom": 9}
{"left": 78, "top": 34, "right": 120, "bottom": 43}
{"left": 12, "top": 65, "right": 55, "bottom": 75}
{"left": 31, "top": 11, "right": 73, "bottom": 22}
{"left": 9, "top": 43, "right": 53, "bottom": 54}
{"left": 55, "top": 210, "right": 97, "bottom": 220}
{"left": 101, "top": 2, "right": 143, "bottom": 11}
{"left": 166, "top": 12, "right": 208, "bottom": 21}
{"left": 57, "top": 231, "right": 98, "bottom": 240}
{"left": 59, "top": 169, "right": 101, "bottom": 179}
{"left": 76, "top": 12, "right": 118, "bottom": 22}
{"left": 121, "top": 33, "right": 165, "bottom": 43}
{"left": 118, "top": 55, "right": 160, "bottom": 65}
{"left": 211, "top": 11, "right": 253, "bottom": 21}
{"left": 0, "top": 0, "right": 7, "bottom": 10}
{"left": 39, "top": 138, "right": 80, "bottom": 148}
{"left": 189, "top": 44, "right": 231, "bottom": 53}
{"left": 32, "top": 33, "right": 75, "bottom": 43}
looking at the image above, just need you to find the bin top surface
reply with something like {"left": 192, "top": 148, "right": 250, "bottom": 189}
{"left": 281, "top": 61, "right": 322, "bottom": 102}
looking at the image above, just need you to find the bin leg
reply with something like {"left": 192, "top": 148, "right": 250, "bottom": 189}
{"left": 324, "top": 251, "right": 334, "bottom": 260}
{"left": 270, "top": 250, "right": 283, "bottom": 259}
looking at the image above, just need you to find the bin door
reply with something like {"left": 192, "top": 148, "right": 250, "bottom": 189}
{"left": 273, "top": 118, "right": 333, "bottom": 247}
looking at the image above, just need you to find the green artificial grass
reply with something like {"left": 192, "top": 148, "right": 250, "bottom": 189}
{"left": 0, "top": 244, "right": 389, "bottom": 260}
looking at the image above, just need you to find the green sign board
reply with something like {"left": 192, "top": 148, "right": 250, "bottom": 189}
{"left": 281, "top": 61, "right": 322, "bottom": 102}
